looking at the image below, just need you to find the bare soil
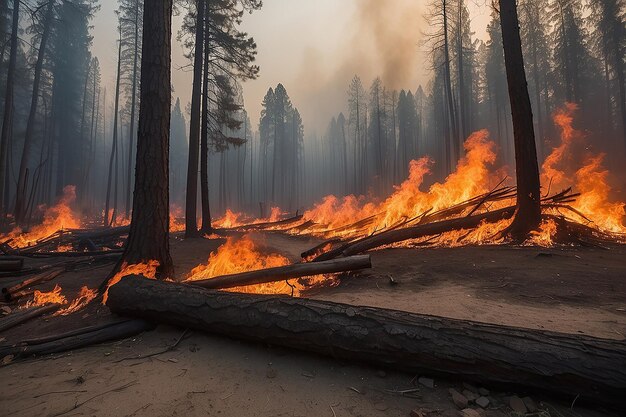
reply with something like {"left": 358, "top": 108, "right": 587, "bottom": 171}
{"left": 0, "top": 232, "right": 624, "bottom": 417}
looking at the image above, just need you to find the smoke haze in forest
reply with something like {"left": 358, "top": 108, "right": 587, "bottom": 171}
{"left": 92, "top": 0, "right": 490, "bottom": 132}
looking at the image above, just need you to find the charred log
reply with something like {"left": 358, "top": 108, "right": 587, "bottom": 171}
{"left": 0, "top": 304, "right": 61, "bottom": 332}
{"left": 189, "top": 255, "right": 372, "bottom": 290}
{"left": 107, "top": 277, "right": 626, "bottom": 406}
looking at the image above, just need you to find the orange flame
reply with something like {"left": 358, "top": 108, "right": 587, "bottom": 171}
{"left": 3, "top": 186, "right": 81, "bottom": 249}
{"left": 25, "top": 284, "right": 67, "bottom": 308}
{"left": 542, "top": 103, "right": 625, "bottom": 234}
{"left": 102, "top": 260, "right": 159, "bottom": 304}
{"left": 56, "top": 286, "right": 98, "bottom": 316}
{"left": 302, "top": 130, "right": 505, "bottom": 238}
{"left": 169, "top": 205, "right": 186, "bottom": 232}
{"left": 186, "top": 235, "right": 336, "bottom": 296}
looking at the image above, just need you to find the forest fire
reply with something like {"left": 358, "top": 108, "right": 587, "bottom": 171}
{"left": 24, "top": 285, "right": 67, "bottom": 308}
{"left": 55, "top": 286, "right": 98, "bottom": 316}
{"left": 186, "top": 235, "right": 338, "bottom": 296}
{"left": 1, "top": 186, "right": 81, "bottom": 249}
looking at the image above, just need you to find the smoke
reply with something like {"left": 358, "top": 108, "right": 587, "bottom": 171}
{"left": 296, "top": 0, "right": 427, "bottom": 131}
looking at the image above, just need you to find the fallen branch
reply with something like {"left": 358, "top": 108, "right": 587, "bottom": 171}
{"left": 0, "top": 258, "right": 24, "bottom": 272}
{"left": 2, "top": 268, "right": 64, "bottom": 301}
{"left": 342, "top": 206, "right": 515, "bottom": 256}
{"left": 0, "top": 304, "right": 62, "bottom": 332}
{"left": 188, "top": 255, "right": 372, "bottom": 290}
{"left": 0, "top": 319, "right": 153, "bottom": 359}
{"left": 107, "top": 277, "right": 626, "bottom": 407}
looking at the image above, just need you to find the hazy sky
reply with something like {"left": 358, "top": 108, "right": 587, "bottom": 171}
{"left": 92, "top": 0, "right": 491, "bottom": 134}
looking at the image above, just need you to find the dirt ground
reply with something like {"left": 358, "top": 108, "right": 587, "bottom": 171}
{"left": 0, "top": 232, "right": 625, "bottom": 417}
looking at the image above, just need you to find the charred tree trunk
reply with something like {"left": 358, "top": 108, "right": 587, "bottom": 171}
{"left": 442, "top": 0, "right": 459, "bottom": 169}
{"left": 0, "top": 0, "right": 20, "bottom": 218}
{"left": 184, "top": 0, "right": 206, "bottom": 238}
{"left": 199, "top": 3, "right": 212, "bottom": 235}
{"left": 14, "top": 0, "right": 55, "bottom": 225}
{"left": 113, "top": 0, "right": 174, "bottom": 277}
{"left": 105, "top": 27, "right": 124, "bottom": 227}
{"left": 499, "top": 0, "right": 542, "bottom": 240}
{"left": 108, "top": 277, "right": 626, "bottom": 406}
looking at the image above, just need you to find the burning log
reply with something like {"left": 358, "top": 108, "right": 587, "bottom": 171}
{"left": 107, "top": 277, "right": 626, "bottom": 406}
{"left": 0, "top": 303, "right": 62, "bottom": 332}
{"left": 2, "top": 268, "right": 64, "bottom": 301}
{"left": 0, "top": 319, "right": 153, "bottom": 359}
{"left": 0, "top": 258, "right": 24, "bottom": 272}
{"left": 223, "top": 214, "right": 304, "bottom": 232}
{"left": 189, "top": 255, "right": 372, "bottom": 290}
{"left": 341, "top": 206, "right": 516, "bottom": 257}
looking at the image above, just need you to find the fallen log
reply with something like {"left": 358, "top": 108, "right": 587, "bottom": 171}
{"left": 188, "top": 255, "right": 372, "bottom": 290}
{"left": 108, "top": 277, "right": 626, "bottom": 406}
{"left": 0, "top": 258, "right": 24, "bottom": 272}
{"left": 0, "top": 304, "right": 62, "bottom": 332}
{"left": 2, "top": 268, "right": 64, "bottom": 301}
{"left": 342, "top": 206, "right": 515, "bottom": 256}
{"left": 0, "top": 319, "right": 153, "bottom": 359}
{"left": 228, "top": 214, "right": 304, "bottom": 231}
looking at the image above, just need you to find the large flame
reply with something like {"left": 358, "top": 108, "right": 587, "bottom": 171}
{"left": 3, "top": 186, "right": 81, "bottom": 248}
{"left": 542, "top": 103, "right": 625, "bottom": 234}
{"left": 102, "top": 260, "right": 159, "bottom": 304}
{"left": 186, "top": 235, "right": 336, "bottom": 296}
{"left": 302, "top": 130, "right": 505, "bottom": 238}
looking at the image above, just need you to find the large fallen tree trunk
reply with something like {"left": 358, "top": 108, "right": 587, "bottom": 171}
{"left": 108, "top": 277, "right": 626, "bottom": 406}
{"left": 0, "top": 258, "right": 23, "bottom": 272}
{"left": 342, "top": 206, "right": 515, "bottom": 256}
{"left": 189, "top": 255, "right": 371, "bottom": 290}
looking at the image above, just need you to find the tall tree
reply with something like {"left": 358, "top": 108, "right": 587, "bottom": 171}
{"left": 499, "top": 0, "right": 541, "bottom": 239}
{"left": 116, "top": 0, "right": 174, "bottom": 277}
{"left": 0, "top": 0, "right": 19, "bottom": 218}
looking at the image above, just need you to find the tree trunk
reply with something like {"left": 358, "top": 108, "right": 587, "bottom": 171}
{"left": 184, "top": 0, "right": 206, "bottom": 238}
{"left": 108, "top": 277, "right": 626, "bottom": 406}
{"left": 113, "top": 0, "right": 174, "bottom": 278}
{"left": 0, "top": 0, "right": 20, "bottom": 218}
{"left": 442, "top": 0, "right": 459, "bottom": 169}
{"left": 189, "top": 255, "right": 371, "bottom": 290}
{"left": 499, "top": 0, "right": 541, "bottom": 240}
{"left": 14, "top": 0, "right": 55, "bottom": 225}
{"left": 105, "top": 28, "right": 124, "bottom": 227}
{"left": 199, "top": 2, "right": 212, "bottom": 235}
{"left": 125, "top": 0, "right": 141, "bottom": 218}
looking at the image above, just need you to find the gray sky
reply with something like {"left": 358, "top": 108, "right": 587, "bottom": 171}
{"left": 92, "top": 0, "right": 491, "bottom": 134}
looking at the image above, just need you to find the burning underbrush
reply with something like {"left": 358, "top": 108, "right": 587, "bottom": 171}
{"left": 185, "top": 235, "right": 338, "bottom": 296}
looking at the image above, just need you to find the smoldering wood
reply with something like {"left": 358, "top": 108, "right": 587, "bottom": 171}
{"left": 2, "top": 268, "right": 64, "bottom": 301}
{"left": 222, "top": 214, "right": 304, "bottom": 232}
{"left": 107, "top": 277, "right": 626, "bottom": 406}
{"left": 0, "top": 319, "right": 153, "bottom": 359}
{"left": 189, "top": 255, "right": 372, "bottom": 290}
{"left": 0, "top": 304, "right": 61, "bottom": 332}
{"left": 341, "top": 207, "right": 515, "bottom": 256}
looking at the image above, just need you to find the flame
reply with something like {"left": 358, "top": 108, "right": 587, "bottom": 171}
{"left": 302, "top": 130, "right": 505, "bottom": 238}
{"left": 186, "top": 235, "right": 336, "bottom": 296}
{"left": 2, "top": 186, "right": 81, "bottom": 249}
{"left": 169, "top": 205, "right": 186, "bottom": 232}
{"left": 213, "top": 209, "right": 244, "bottom": 228}
{"left": 55, "top": 286, "right": 98, "bottom": 316}
{"left": 542, "top": 103, "right": 625, "bottom": 234}
{"left": 525, "top": 219, "right": 558, "bottom": 247}
{"left": 25, "top": 284, "right": 67, "bottom": 308}
{"left": 102, "top": 260, "right": 159, "bottom": 304}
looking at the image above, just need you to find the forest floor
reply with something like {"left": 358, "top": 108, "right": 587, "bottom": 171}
{"left": 0, "top": 232, "right": 625, "bottom": 417}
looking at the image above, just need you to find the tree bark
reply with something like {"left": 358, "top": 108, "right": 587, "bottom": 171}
{"left": 114, "top": 0, "right": 174, "bottom": 277}
{"left": 499, "top": 0, "right": 542, "bottom": 240}
{"left": 184, "top": 0, "right": 206, "bottom": 238}
{"left": 125, "top": 0, "right": 141, "bottom": 219}
{"left": 189, "top": 255, "right": 371, "bottom": 290}
{"left": 14, "top": 0, "right": 55, "bottom": 225}
{"left": 108, "top": 277, "right": 626, "bottom": 406}
{"left": 0, "top": 0, "right": 20, "bottom": 217}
